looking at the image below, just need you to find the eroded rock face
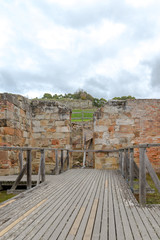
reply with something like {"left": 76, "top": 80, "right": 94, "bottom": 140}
{"left": 0, "top": 93, "right": 72, "bottom": 175}
{"left": 94, "top": 99, "right": 160, "bottom": 171}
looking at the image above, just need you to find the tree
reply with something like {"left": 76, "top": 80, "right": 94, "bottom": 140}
{"left": 112, "top": 95, "right": 135, "bottom": 100}
{"left": 42, "top": 93, "right": 53, "bottom": 99}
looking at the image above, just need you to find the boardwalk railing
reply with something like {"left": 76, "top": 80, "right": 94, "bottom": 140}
{"left": 118, "top": 143, "right": 160, "bottom": 207}
{"left": 0, "top": 144, "right": 160, "bottom": 206}
{"left": 0, "top": 146, "right": 70, "bottom": 192}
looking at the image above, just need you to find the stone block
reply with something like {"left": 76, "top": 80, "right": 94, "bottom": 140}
{"left": 52, "top": 139, "right": 59, "bottom": 145}
{"left": 94, "top": 126, "right": 109, "bottom": 132}
{"left": 33, "top": 127, "right": 45, "bottom": 133}
{"left": 56, "top": 126, "right": 70, "bottom": 133}
{"left": 3, "top": 127, "right": 15, "bottom": 136}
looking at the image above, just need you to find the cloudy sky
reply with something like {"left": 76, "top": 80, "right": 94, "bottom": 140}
{"left": 0, "top": 0, "right": 160, "bottom": 99}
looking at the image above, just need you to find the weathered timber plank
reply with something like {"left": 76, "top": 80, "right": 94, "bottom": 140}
{"left": 75, "top": 171, "right": 103, "bottom": 240}
{"left": 30, "top": 170, "right": 99, "bottom": 240}
{"left": 111, "top": 171, "right": 125, "bottom": 240}
{"left": 50, "top": 171, "right": 100, "bottom": 240}
{"left": 116, "top": 171, "right": 151, "bottom": 240}
{"left": 108, "top": 171, "right": 117, "bottom": 240}
{"left": 114, "top": 171, "right": 144, "bottom": 240}
{"left": 92, "top": 171, "right": 106, "bottom": 240}
{"left": 2, "top": 170, "right": 81, "bottom": 239}
{"left": 59, "top": 171, "right": 100, "bottom": 240}
{"left": 113, "top": 172, "right": 135, "bottom": 240}
{"left": 100, "top": 172, "right": 108, "bottom": 240}
{"left": 83, "top": 198, "right": 98, "bottom": 240}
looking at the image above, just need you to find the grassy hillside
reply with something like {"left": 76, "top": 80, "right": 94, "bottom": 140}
{"left": 71, "top": 109, "right": 95, "bottom": 122}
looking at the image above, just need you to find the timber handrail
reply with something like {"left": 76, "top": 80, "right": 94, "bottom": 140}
{"left": 118, "top": 144, "right": 160, "bottom": 207}
{"left": 0, "top": 146, "right": 70, "bottom": 192}
{"left": 0, "top": 144, "right": 160, "bottom": 206}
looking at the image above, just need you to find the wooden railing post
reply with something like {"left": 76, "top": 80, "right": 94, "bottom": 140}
{"left": 125, "top": 148, "right": 129, "bottom": 181}
{"left": 119, "top": 150, "right": 122, "bottom": 172}
{"left": 27, "top": 149, "right": 32, "bottom": 190}
{"left": 122, "top": 149, "right": 125, "bottom": 177}
{"left": 124, "top": 149, "right": 127, "bottom": 179}
{"left": 83, "top": 134, "right": 86, "bottom": 168}
{"left": 67, "top": 150, "right": 69, "bottom": 170}
{"left": 19, "top": 149, "right": 23, "bottom": 171}
{"left": 129, "top": 148, "right": 134, "bottom": 192}
{"left": 61, "top": 150, "right": 64, "bottom": 173}
{"left": 139, "top": 147, "right": 146, "bottom": 207}
{"left": 41, "top": 149, "right": 45, "bottom": 182}
{"left": 55, "top": 149, "right": 59, "bottom": 175}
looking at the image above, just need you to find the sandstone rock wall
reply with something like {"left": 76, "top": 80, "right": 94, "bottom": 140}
{"left": 94, "top": 99, "right": 160, "bottom": 171}
{"left": 0, "top": 94, "right": 71, "bottom": 175}
{"left": 56, "top": 99, "right": 93, "bottom": 109}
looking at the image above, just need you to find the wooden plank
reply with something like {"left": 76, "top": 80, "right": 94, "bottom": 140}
{"left": 69, "top": 207, "right": 85, "bottom": 236}
{"left": 0, "top": 171, "right": 79, "bottom": 233}
{"left": 83, "top": 198, "right": 98, "bottom": 240}
{"left": 0, "top": 171, "right": 80, "bottom": 231}
{"left": 139, "top": 147, "right": 146, "bottom": 207}
{"left": 145, "top": 153, "right": 160, "bottom": 194}
{"left": 48, "top": 171, "right": 101, "bottom": 240}
{"left": 113, "top": 171, "right": 135, "bottom": 240}
{"left": 100, "top": 172, "right": 108, "bottom": 240}
{"left": 29, "top": 170, "right": 98, "bottom": 240}
{"left": 108, "top": 171, "right": 117, "bottom": 240}
{"left": 110, "top": 171, "right": 125, "bottom": 240}
{"left": 116, "top": 171, "right": 151, "bottom": 240}
{"left": 0, "top": 199, "right": 16, "bottom": 209}
{"left": 111, "top": 172, "right": 125, "bottom": 240}
{"left": 114, "top": 171, "right": 145, "bottom": 240}
{"left": 11, "top": 170, "right": 84, "bottom": 239}
{"left": 75, "top": 171, "right": 102, "bottom": 239}
{"left": 27, "top": 150, "right": 32, "bottom": 190}
{"left": 24, "top": 170, "right": 95, "bottom": 239}
{"left": 92, "top": 171, "right": 105, "bottom": 240}
{"left": 0, "top": 199, "right": 47, "bottom": 237}
{"left": 59, "top": 171, "right": 100, "bottom": 240}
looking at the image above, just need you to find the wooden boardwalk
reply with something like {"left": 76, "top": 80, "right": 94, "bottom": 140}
{"left": 0, "top": 169, "right": 160, "bottom": 240}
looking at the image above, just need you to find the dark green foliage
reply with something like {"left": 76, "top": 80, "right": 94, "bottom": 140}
{"left": 42, "top": 93, "right": 53, "bottom": 99}
{"left": 40, "top": 90, "right": 107, "bottom": 107}
{"left": 112, "top": 95, "right": 135, "bottom": 100}
{"left": 93, "top": 98, "right": 107, "bottom": 107}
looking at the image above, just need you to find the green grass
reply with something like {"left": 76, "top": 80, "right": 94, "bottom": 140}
{"left": 134, "top": 173, "right": 160, "bottom": 204}
{"left": 0, "top": 191, "right": 16, "bottom": 203}
{"left": 71, "top": 109, "right": 95, "bottom": 122}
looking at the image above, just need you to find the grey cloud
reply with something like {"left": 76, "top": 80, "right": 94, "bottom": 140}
{"left": 82, "top": 71, "right": 146, "bottom": 99}
{"left": 150, "top": 57, "right": 160, "bottom": 87}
